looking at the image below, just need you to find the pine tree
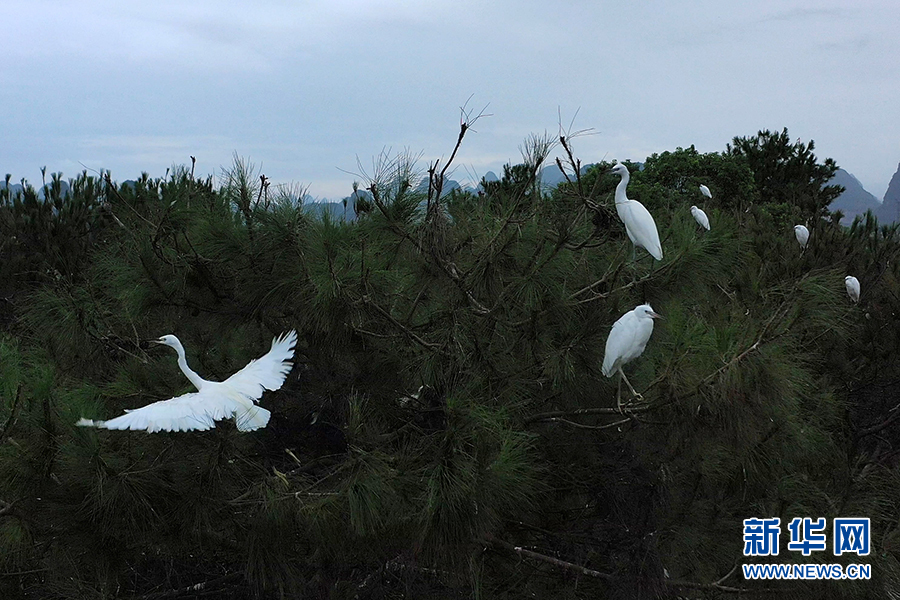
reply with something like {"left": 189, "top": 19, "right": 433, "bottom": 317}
{"left": 2, "top": 121, "right": 899, "bottom": 598}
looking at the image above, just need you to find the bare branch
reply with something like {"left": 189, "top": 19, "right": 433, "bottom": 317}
{"left": 484, "top": 537, "right": 772, "bottom": 595}
{"left": 429, "top": 97, "right": 491, "bottom": 207}
{"left": 131, "top": 573, "right": 243, "bottom": 600}
{"left": 538, "top": 416, "right": 632, "bottom": 431}
{"left": 483, "top": 535, "right": 614, "bottom": 581}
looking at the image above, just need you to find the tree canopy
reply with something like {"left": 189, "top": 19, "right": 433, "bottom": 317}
{"left": 1, "top": 125, "right": 899, "bottom": 599}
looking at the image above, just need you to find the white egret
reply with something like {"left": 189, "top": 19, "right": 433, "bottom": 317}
{"left": 794, "top": 225, "right": 810, "bottom": 249}
{"left": 602, "top": 304, "right": 662, "bottom": 410}
{"left": 610, "top": 164, "right": 663, "bottom": 261}
{"left": 845, "top": 276, "right": 860, "bottom": 303}
{"left": 699, "top": 184, "right": 712, "bottom": 199}
{"left": 77, "top": 330, "right": 297, "bottom": 433}
{"left": 690, "top": 206, "right": 711, "bottom": 231}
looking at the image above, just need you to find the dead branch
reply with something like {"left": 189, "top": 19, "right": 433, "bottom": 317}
{"left": 484, "top": 536, "right": 776, "bottom": 594}
{"left": 538, "top": 416, "right": 632, "bottom": 431}
{"left": 130, "top": 572, "right": 243, "bottom": 600}
{"left": 428, "top": 96, "right": 491, "bottom": 208}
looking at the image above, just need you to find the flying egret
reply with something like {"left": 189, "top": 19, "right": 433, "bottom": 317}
{"left": 610, "top": 164, "right": 663, "bottom": 262}
{"left": 690, "top": 206, "right": 711, "bottom": 231}
{"left": 794, "top": 225, "right": 810, "bottom": 249}
{"left": 845, "top": 276, "right": 860, "bottom": 303}
{"left": 699, "top": 184, "right": 712, "bottom": 199}
{"left": 77, "top": 330, "right": 297, "bottom": 433}
{"left": 602, "top": 304, "right": 662, "bottom": 410}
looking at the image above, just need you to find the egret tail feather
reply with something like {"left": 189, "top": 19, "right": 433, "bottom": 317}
{"left": 235, "top": 405, "right": 271, "bottom": 432}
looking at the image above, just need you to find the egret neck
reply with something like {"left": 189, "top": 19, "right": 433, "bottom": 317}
{"left": 165, "top": 337, "right": 207, "bottom": 391}
{"left": 614, "top": 168, "right": 630, "bottom": 205}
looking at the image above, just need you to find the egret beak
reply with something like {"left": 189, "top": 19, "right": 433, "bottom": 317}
{"left": 650, "top": 311, "right": 663, "bottom": 319}
{"left": 150, "top": 338, "right": 166, "bottom": 345}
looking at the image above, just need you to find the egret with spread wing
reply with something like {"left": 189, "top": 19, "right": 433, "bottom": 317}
{"left": 77, "top": 330, "right": 297, "bottom": 433}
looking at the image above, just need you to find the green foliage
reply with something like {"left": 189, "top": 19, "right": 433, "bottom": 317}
{"left": 728, "top": 127, "right": 843, "bottom": 217}
{"left": 1, "top": 133, "right": 899, "bottom": 600}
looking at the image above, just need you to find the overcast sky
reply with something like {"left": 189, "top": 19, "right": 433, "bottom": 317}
{"left": 2, "top": 0, "right": 898, "bottom": 201}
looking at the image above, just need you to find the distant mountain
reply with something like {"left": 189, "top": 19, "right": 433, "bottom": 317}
{"left": 1, "top": 180, "right": 70, "bottom": 201}
{"left": 874, "top": 162, "right": 900, "bottom": 225}
{"left": 538, "top": 163, "right": 595, "bottom": 189}
{"left": 414, "top": 177, "right": 462, "bottom": 197}
{"left": 0, "top": 182, "right": 25, "bottom": 197}
{"left": 828, "top": 169, "right": 881, "bottom": 225}
{"left": 473, "top": 171, "right": 499, "bottom": 193}
{"left": 539, "top": 164, "right": 568, "bottom": 188}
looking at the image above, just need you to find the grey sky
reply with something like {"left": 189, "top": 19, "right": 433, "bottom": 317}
{"left": 2, "top": 1, "right": 898, "bottom": 200}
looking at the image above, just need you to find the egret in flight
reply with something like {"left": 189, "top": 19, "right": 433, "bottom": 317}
{"left": 845, "top": 276, "right": 860, "bottom": 303}
{"left": 77, "top": 330, "right": 297, "bottom": 433}
{"left": 610, "top": 164, "right": 663, "bottom": 262}
{"left": 690, "top": 206, "right": 711, "bottom": 231}
{"left": 602, "top": 304, "right": 662, "bottom": 410}
{"left": 794, "top": 225, "right": 810, "bottom": 249}
{"left": 699, "top": 184, "right": 712, "bottom": 199}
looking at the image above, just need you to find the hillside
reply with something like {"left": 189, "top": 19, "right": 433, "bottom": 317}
{"left": 875, "top": 162, "right": 900, "bottom": 224}
{"left": 828, "top": 168, "right": 882, "bottom": 224}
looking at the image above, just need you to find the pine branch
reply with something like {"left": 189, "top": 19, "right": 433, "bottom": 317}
{"left": 482, "top": 535, "right": 614, "bottom": 581}
{"left": 569, "top": 248, "right": 687, "bottom": 305}
{"left": 537, "top": 416, "right": 632, "bottom": 431}
{"left": 360, "top": 293, "right": 442, "bottom": 352}
{"left": 526, "top": 291, "right": 799, "bottom": 426}
{"left": 0, "top": 498, "right": 15, "bottom": 517}
{"left": 0, "top": 383, "right": 21, "bottom": 439}
{"left": 130, "top": 573, "right": 243, "bottom": 600}
{"left": 365, "top": 179, "right": 492, "bottom": 317}
{"left": 855, "top": 400, "right": 900, "bottom": 440}
{"left": 484, "top": 537, "right": 780, "bottom": 595}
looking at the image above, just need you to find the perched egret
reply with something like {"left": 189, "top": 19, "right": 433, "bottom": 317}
{"left": 602, "top": 304, "right": 662, "bottom": 410}
{"left": 77, "top": 330, "right": 297, "bottom": 433}
{"left": 699, "top": 184, "right": 712, "bottom": 199}
{"left": 794, "top": 225, "right": 810, "bottom": 249}
{"left": 845, "top": 276, "right": 860, "bottom": 303}
{"left": 610, "top": 164, "right": 663, "bottom": 261}
{"left": 690, "top": 206, "right": 711, "bottom": 231}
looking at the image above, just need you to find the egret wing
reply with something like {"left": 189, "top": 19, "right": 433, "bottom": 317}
{"left": 201, "top": 384, "right": 272, "bottom": 431}
{"left": 221, "top": 330, "right": 297, "bottom": 401}
{"left": 623, "top": 201, "right": 663, "bottom": 260}
{"left": 77, "top": 388, "right": 270, "bottom": 433}
{"left": 602, "top": 314, "right": 640, "bottom": 377}
{"left": 846, "top": 277, "right": 860, "bottom": 302}
{"left": 692, "top": 207, "right": 710, "bottom": 230}
{"left": 77, "top": 392, "right": 218, "bottom": 433}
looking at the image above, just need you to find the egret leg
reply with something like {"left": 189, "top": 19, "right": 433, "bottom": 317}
{"left": 617, "top": 372, "right": 623, "bottom": 412}
{"left": 630, "top": 244, "right": 637, "bottom": 283}
{"left": 619, "top": 369, "right": 643, "bottom": 405}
